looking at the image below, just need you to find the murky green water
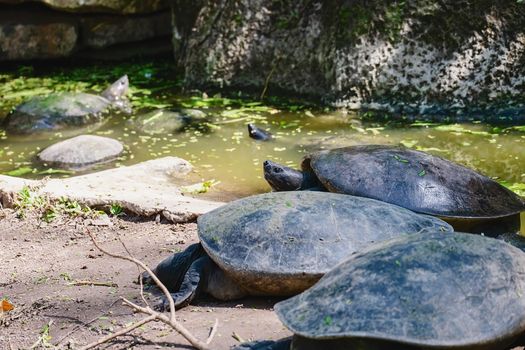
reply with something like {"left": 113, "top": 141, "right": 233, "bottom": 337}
{"left": 1, "top": 105, "right": 524, "bottom": 199}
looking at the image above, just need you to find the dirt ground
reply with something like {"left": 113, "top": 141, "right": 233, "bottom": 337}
{"left": 0, "top": 209, "right": 291, "bottom": 350}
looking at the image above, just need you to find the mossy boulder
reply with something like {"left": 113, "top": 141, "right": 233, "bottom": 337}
{"left": 172, "top": 0, "right": 525, "bottom": 122}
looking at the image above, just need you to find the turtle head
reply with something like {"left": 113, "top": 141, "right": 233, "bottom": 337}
{"left": 101, "top": 75, "right": 129, "bottom": 102}
{"left": 263, "top": 160, "right": 303, "bottom": 191}
{"left": 247, "top": 123, "right": 272, "bottom": 141}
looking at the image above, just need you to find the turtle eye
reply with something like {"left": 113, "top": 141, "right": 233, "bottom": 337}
{"left": 274, "top": 167, "right": 283, "bottom": 173}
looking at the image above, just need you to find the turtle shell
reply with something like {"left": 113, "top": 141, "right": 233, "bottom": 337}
{"left": 197, "top": 191, "right": 452, "bottom": 296}
{"left": 4, "top": 92, "right": 112, "bottom": 134}
{"left": 275, "top": 231, "right": 525, "bottom": 350}
{"left": 303, "top": 145, "right": 525, "bottom": 219}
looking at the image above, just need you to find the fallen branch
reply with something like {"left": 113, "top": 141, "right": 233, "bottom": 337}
{"left": 79, "top": 314, "right": 156, "bottom": 350}
{"left": 69, "top": 280, "right": 118, "bottom": 288}
{"left": 78, "top": 229, "right": 217, "bottom": 350}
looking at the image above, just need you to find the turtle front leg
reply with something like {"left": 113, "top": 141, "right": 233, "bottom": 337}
{"left": 163, "top": 255, "right": 248, "bottom": 309}
{"left": 142, "top": 243, "right": 206, "bottom": 298}
{"left": 162, "top": 255, "right": 211, "bottom": 309}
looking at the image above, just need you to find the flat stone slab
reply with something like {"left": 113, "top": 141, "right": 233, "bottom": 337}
{"left": 0, "top": 157, "right": 224, "bottom": 223}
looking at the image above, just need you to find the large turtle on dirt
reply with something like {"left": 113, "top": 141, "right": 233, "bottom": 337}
{"left": 263, "top": 145, "right": 525, "bottom": 234}
{"left": 3, "top": 75, "right": 130, "bottom": 134}
{"left": 145, "top": 191, "right": 452, "bottom": 309}
{"left": 273, "top": 231, "right": 525, "bottom": 350}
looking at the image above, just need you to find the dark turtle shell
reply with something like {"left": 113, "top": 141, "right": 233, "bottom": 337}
{"left": 303, "top": 145, "right": 525, "bottom": 219}
{"left": 275, "top": 231, "right": 525, "bottom": 350}
{"left": 197, "top": 191, "right": 452, "bottom": 296}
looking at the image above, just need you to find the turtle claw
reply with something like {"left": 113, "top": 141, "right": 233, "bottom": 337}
{"left": 153, "top": 297, "right": 170, "bottom": 312}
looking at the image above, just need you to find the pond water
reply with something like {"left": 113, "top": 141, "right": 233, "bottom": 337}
{"left": 0, "top": 61, "right": 524, "bottom": 230}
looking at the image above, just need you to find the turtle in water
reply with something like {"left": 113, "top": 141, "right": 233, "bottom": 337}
{"left": 263, "top": 145, "right": 525, "bottom": 234}
{"left": 129, "top": 108, "right": 209, "bottom": 135}
{"left": 145, "top": 191, "right": 452, "bottom": 309}
{"left": 273, "top": 231, "right": 525, "bottom": 350}
{"left": 3, "top": 75, "right": 130, "bottom": 134}
{"left": 248, "top": 123, "right": 273, "bottom": 140}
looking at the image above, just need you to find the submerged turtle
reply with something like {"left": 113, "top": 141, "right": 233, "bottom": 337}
{"left": 3, "top": 75, "right": 130, "bottom": 134}
{"left": 264, "top": 145, "right": 525, "bottom": 234}
{"left": 274, "top": 231, "right": 525, "bottom": 350}
{"left": 146, "top": 191, "right": 452, "bottom": 309}
{"left": 129, "top": 108, "right": 209, "bottom": 135}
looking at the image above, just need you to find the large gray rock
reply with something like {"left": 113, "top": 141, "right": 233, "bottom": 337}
{"left": 0, "top": 3, "right": 171, "bottom": 60}
{"left": 0, "top": 22, "right": 77, "bottom": 60}
{"left": 0, "top": 0, "right": 169, "bottom": 14}
{"left": 38, "top": 135, "right": 124, "bottom": 169}
{"left": 173, "top": 0, "right": 525, "bottom": 121}
{"left": 81, "top": 12, "right": 171, "bottom": 48}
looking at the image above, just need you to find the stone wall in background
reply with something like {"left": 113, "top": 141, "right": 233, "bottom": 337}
{"left": 172, "top": 0, "right": 525, "bottom": 121}
{"left": 0, "top": 0, "right": 171, "bottom": 60}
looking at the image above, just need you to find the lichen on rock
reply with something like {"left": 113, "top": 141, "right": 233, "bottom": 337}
{"left": 172, "top": 0, "right": 525, "bottom": 122}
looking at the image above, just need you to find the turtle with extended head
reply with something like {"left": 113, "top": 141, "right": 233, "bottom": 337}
{"left": 264, "top": 145, "right": 525, "bottom": 234}
{"left": 145, "top": 190, "right": 452, "bottom": 309}
{"left": 273, "top": 231, "right": 525, "bottom": 350}
{"left": 248, "top": 123, "right": 273, "bottom": 141}
{"left": 3, "top": 75, "right": 130, "bottom": 134}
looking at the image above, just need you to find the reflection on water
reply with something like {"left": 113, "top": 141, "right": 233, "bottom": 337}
{"left": 1, "top": 105, "right": 524, "bottom": 202}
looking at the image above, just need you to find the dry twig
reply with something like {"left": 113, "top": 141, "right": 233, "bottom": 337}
{"left": 77, "top": 229, "right": 217, "bottom": 350}
{"left": 69, "top": 280, "right": 118, "bottom": 288}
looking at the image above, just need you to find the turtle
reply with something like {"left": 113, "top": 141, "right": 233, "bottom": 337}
{"left": 3, "top": 75, "right": 130, "bottom": 134}
{"left": 129, "top": 108, "right": 209, "bottom": 135}
{"left": 248, "top": 123, "right": 273, "bottom": 140}
{"left": 273, "top": 231, "right": 525, "bottom": 350}
{"left": 145, "top": 191, "right": 452, "bottom": 309}
{"left": 263, "top": 144, "right": 525, "bottom": 234}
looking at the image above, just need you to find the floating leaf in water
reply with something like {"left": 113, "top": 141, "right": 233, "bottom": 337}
{"left": 4, "top": 167, "right": 34, "bottom": 176}
{"left": 499, "top": 181, "right": 525, "bottom": 197}
{"left": 415, "top": 146, "right": 449, "bottom": 153}
{"left": 434, "top": 124, "right": 490, "bottom": 136}
{"left": 503, "top": 125, "right": 525, "bottom": 133}
{"left": 410, "top": 121, "right": 438, "bottom": 127}
{"left": 400, "top": 139, "right": 418, "bottom": 148}
{"left": 365, "top": 127, "right": 383, "bottom": 135}
{"left": 418, "top": 170, "right": 426, "bottom": 177}
{"left": 38, "top": 168, "right": 74, "bottom": 175}
{"left": 305, "top": 110, "right": 315, "bottom": 118}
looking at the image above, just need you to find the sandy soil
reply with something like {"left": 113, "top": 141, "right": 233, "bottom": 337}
{"left": 0, "top": 209, "right": 291, "bottom": 349}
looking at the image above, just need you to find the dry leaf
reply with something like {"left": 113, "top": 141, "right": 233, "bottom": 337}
{"left": 1, "top": 299, "right": 14, "bottom": 312}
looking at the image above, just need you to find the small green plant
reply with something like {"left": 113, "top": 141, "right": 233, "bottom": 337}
{"left": 42, "top": 208, "right": 58, "bottom": 223}
{"left": 31, "top": 321, "right": 53, "bottom": 348}
{"left": 59, "top": 272, "right": 72, "bottom": 282}
{"left": 109, "top": 203, "right": 124, "bottom": 216}
{"left": 181, "top": 180, "right": 220, "bottom": 194}
{"left": 14, "top": 186, "right": 46, "bottom": 218}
